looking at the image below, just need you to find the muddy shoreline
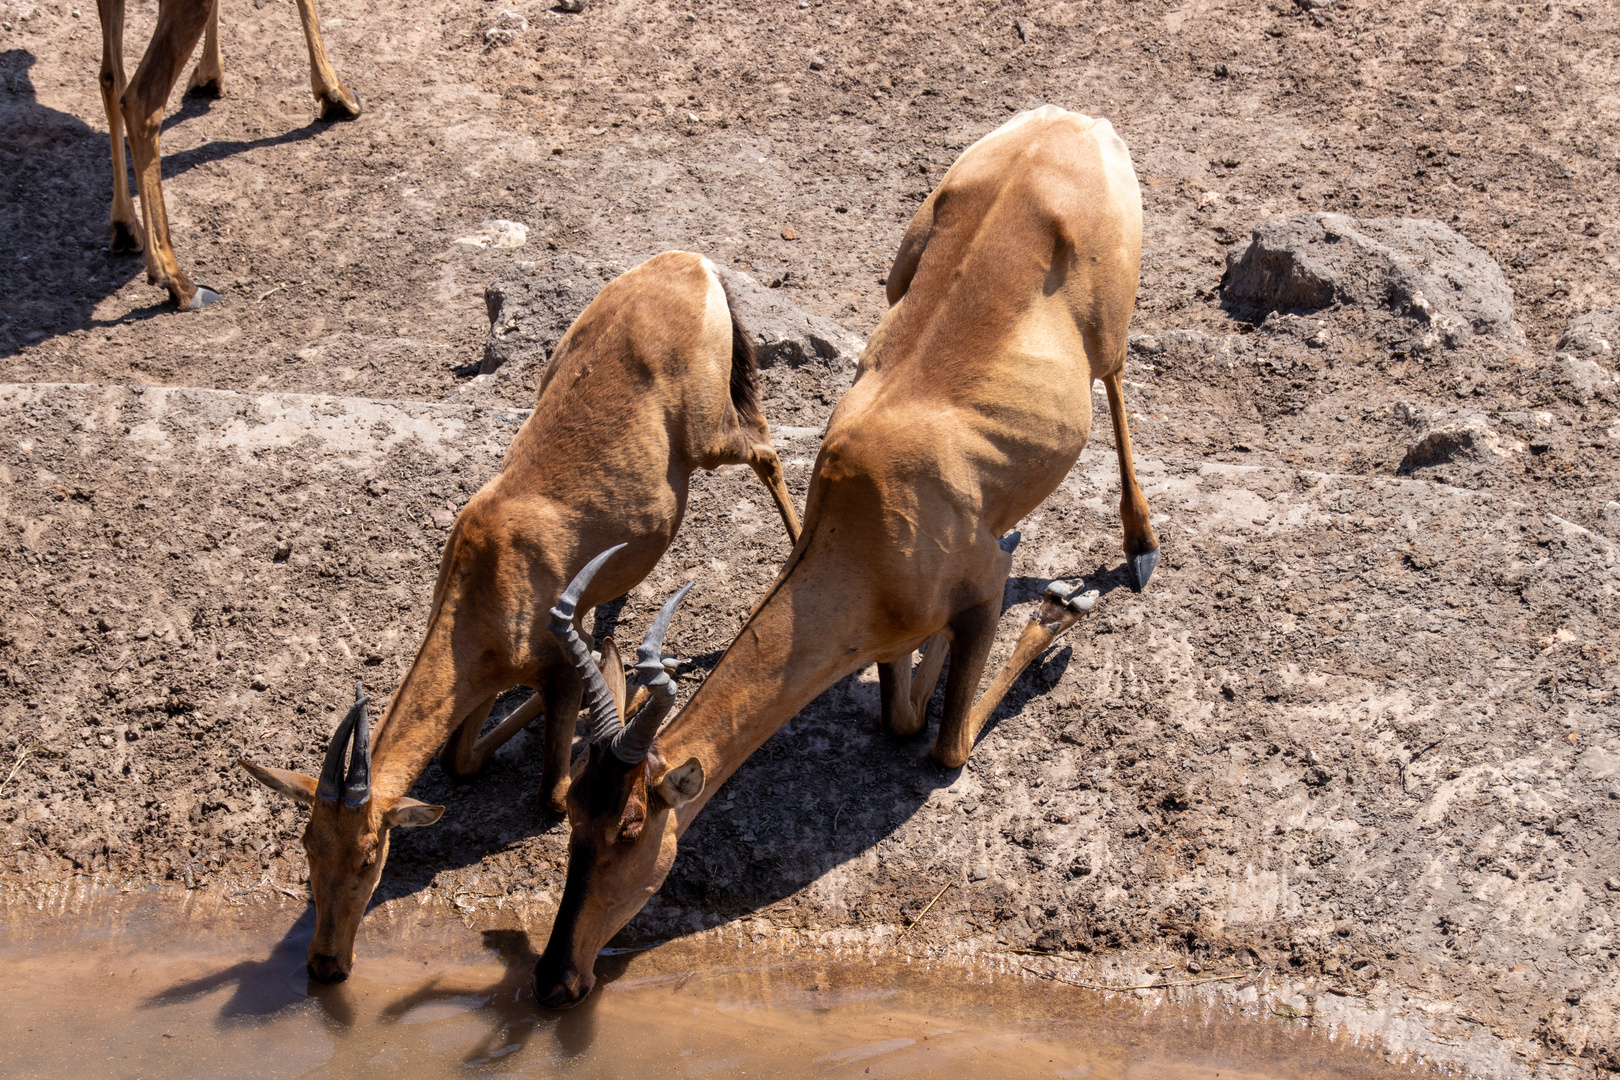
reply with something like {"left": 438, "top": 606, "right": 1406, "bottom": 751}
{"left": 1, "top": 885, "right": 1432, "bottom": 1079}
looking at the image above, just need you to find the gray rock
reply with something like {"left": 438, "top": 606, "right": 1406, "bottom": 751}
{"left": 714, "top": 267, "right": 866, "bottom": 368}
{"left": 480, "top": 269, "right": 600, "bottom": 378}
{"left": 1552, "top": 352, "right": 1618, "bottom": 405}
{"left": 1223, "top": 213, "right": 1525, "bottom": 349}
{"left": 1128, "top": 329, "right": 1212, "bottom": 366}
{"left": 1559, "top": 307, "right": 1619, "bottom": 358}
{"left": 1395, "top": 402, "right": 1522, "bottom": 472}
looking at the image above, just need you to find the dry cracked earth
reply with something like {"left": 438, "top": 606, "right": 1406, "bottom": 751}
{"left": 3, "top": 0, "right": 1620, "bottom": 1076}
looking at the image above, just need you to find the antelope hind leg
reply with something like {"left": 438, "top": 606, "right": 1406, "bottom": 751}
{"left": 184, "top": 0, "right": 223, "bottom": 96}
{"left": 747, "top": 441, "right": 802, "bottom": 544}
{"left": 1101, "top": 371, "right": 1159, "bottom": 592}
{"left": 120, "top": 0, "right": 220, "bottom": 309}
{"left": 293, "top": 0, "right": 360, "bottom": 119}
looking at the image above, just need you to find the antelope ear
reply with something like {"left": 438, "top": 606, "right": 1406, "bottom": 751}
{"left": 656, "top": 757, "right": 706, "bottom": 808}
{"left": 238, "top": 758, "right": 317, "bottom": 806}
{"left": 383, "top": 797, "right": 445, "bottom": 828}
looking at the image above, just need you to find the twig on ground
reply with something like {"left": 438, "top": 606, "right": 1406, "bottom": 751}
{"left": 895, "top": 879, "right": 954, "bottom": 939}
{"left": 1023, "top": 966, "right": 1246, "bottom": 992}
{"left": 257, "top": 282, "right": 292, "bottom": 302}
{"left": 1401, "top": 738, "right": 1445, "bottom": 791}
{"left": 0, "top": 746, "right": 34, "bottom": 797}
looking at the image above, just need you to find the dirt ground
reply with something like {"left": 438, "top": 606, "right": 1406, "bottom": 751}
{"left": 3, "top": 0, "right": 1620, "bottom": 1076}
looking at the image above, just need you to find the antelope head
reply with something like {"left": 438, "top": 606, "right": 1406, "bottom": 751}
{"left": 238, "top": 682, "right": 444, "bottom": 983}
{"left": 533, "top": 545, "right": 702, "bottom": 1009}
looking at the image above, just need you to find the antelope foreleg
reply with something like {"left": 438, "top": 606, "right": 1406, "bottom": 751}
{"left": 878, "top": 658, "right": 921, "bottom": 739}
{"left": 292, "top": 0, "right": 360, "bottom": 120}
{"left": 1101, "top": 371, "right": 1159, "bottom": 592}
{"left": 184, "top": 0, "right": 223, "bottom": 97}
{"left": 909, "top": 632, "right": 949, "bottom": 718}
{"left": 442, "top": 691, "right": 550, "bottom": 780}
{"left": 931, "top": 587, "right": 1093, "bottom": 769}
{"left": 95, "top": 0, "right": 140, "bottom": 254}
{"left": 538, "top": 672, "right": 584, "bottom": 814}
{"left": 436, "top": 691, "right": 501, "bottom": 778}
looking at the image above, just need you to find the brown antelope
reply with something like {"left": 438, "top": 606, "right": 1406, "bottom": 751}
{"left": 96, "top": 0, "right": 360, "bottom": 309}
{"left": 530, "top": 106, "right": 1160, "bottom": 1007}
{"left": 237, "top": 251, "right": 802, "bottom": 982}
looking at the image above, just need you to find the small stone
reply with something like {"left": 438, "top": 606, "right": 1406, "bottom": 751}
{"left": 251, "top": 675, "right": 270, "bottom": 691}
{"left": 808, "top": 56, "right": 826, "bottom": 71}
{"left": 1014, "top": 18, "right": 1031, "bottom": 41}
{"left": 556, "top": 0, "right": 585, "bottom": 12}
{"left": 482, "top": 10, "right": 526, "bottom": 47}
{"left": 272, "top": 539, "right": 293, "bottom": 562}
{"left": 780, "top": 227, "right": 799, "bottom": 241}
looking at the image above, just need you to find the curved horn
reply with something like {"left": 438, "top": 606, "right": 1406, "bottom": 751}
{"left": 342, "top": 681, "right": 371, "bottom": 809}
{"left": 611, "top": 582, "right": 693, "bottom": 764}
{"left": 548, "top": 544, "right": 628, "bottom": 745}
{"left": 315, "top": 692, "right": 360, "bottom": 805}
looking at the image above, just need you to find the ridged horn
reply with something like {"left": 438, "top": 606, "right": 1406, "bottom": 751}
{"left": 548, "top": 544, "right": 628, "bottom": 745}
{"left": 315, "top": 686, "right": 362, "bottom": 805}
{"left": 342, "top": 681, "right": 371, "bottom": 809}
{"left": 611, "top": 582, "right": 693, "bottom": 764}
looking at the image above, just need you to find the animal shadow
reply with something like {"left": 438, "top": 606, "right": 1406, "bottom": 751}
{"left": 629, "top": 566, "right": 1103, "bottom": 955}
{"left": 138, "top": 905, "right": 360, "bottom": 1028}
{"left": 0, "top": 48, "right": 334, "bottom": 353}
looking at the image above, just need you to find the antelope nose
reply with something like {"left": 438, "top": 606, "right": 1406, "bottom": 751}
{"left": 307, "top": 953, "right": 349, "bottom": 984}
{"left": 534, "top": 964, "right": 591, "bottom": 1010}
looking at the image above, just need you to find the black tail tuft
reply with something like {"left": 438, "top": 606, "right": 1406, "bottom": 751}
{"left": 722, "top": 278, "right": 765, "bottom": 431}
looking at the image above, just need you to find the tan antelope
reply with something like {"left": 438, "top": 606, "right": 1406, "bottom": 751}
{"left": 237, "top": 252, "right": 802, "bottom": 982}
{"left": 530, "top": 106, "right": 1160, "bottom": 1007}
{"left": 96, "top": 0, "right": 360, "bottom": 309}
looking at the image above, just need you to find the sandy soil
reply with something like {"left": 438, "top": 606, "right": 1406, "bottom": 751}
{"left": 3, "top": 0, "right": 1620, "bottom": 1076}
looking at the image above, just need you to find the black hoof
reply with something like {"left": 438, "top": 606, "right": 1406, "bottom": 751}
{"left": 998, "top": 529, "right": 1022, "bottom": 554}
{"left": 183, "top": 283, "right": 222, "bottom": 311}
{"left": 1126, "top": 548, "right": 1159, "bottom": 593}
{"left": 110, "top": 221, "right": 142, "bottom": 254}
{"left": 318, "top": 90, "right": 362, "bottom": 122}
{"left": 185, "top": 78, "right": 223, "bottom": 99}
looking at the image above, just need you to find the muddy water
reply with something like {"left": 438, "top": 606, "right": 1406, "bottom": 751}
{"left": 1, "top": 898, "right": 1425, "bottom": 1080}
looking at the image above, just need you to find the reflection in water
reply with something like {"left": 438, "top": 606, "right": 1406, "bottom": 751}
{"left": 0, "top": 898, "right": 1426, "bottom": 1080}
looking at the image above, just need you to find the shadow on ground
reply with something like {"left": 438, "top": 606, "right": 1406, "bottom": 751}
{"left": 0, "top": 48, "right": 335, "bottom": 353}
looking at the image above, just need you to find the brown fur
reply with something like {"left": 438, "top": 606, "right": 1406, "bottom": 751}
{"left": 531, "top": 109, "right": 1161, "bottom": 1007}
{"left": 95, "top": 0, "right": 361, "bottom": 309}
{"left": 240, "top": 252, "right": 802, "bottom": 982}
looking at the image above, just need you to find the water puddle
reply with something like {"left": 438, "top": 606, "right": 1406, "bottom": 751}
{"left": 0, "top": 897, "right": 1429, "bottom": 1079}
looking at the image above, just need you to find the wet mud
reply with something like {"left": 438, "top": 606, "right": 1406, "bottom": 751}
{"left": 1, "top": 893, "right": 1427, "bottom": 1080}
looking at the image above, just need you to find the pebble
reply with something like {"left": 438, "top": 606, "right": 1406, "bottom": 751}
{"left": 780, "top": 228, "right": 799, "bottom": 241}
{"left": 809, "top": 56, "right": 826, "bottom": 71}
{"left": 251, "top": 675, "right": 270, "bottom": 691}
